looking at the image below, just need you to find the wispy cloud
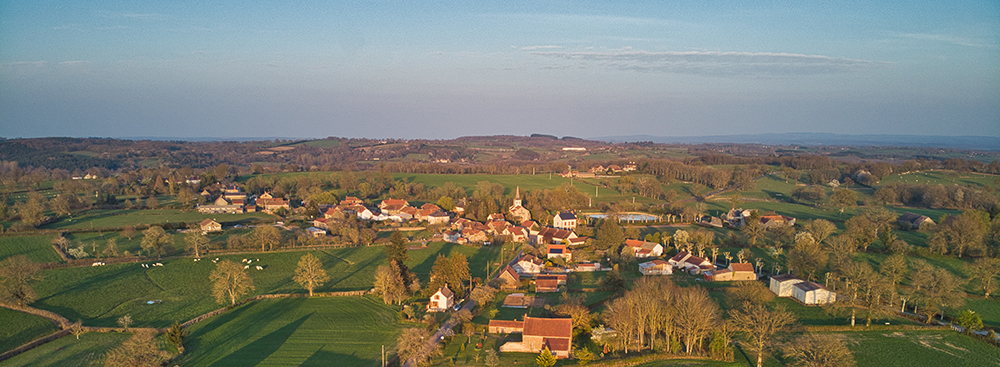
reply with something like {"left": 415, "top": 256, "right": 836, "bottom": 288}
{"left": 59, "top": 61, "right": 91, "bottom": 66}
{"left": 520, "top": 45, "right": 562, "bottom": 51}
{"left": 96, "top": 11, "right": 165, "bottom": 20}
{"left": 4, "top": 61, "right": 49, "bottom": 67}
{"left": 897, "top": 33, "right": 995, "bottom": 48}
{"left": 529, "top": 50, "right": 889, "bottom": 77}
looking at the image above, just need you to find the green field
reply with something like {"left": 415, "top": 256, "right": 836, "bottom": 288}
{"left": 0, "top": 332, "right": 131, "bottom": 367}
{"left": 39, "top": 209, "right": 274, "bottom": 230}
{"left": 179, "top": 296, "right": 409, "bottom": 367}
{"left": 842, "top": 330, "right": 1000, "bottom": 367}
{"left": 0, "top": 307, "right": 59, "bottom": 354}
{"left": 27, "top": 242, "right": 499, "bottom": 328}
{"left": 880, "top": 170, "right": 1000, "bottom": 189}
{"left": 0, "top": 235, "right": 63, "bottom": 263}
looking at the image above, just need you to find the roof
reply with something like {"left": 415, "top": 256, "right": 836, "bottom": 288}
{"left": 730, "top": 262, "right": 755, "bottom": 272}
{"left": 436, "top": 285, "right": 454, "bottom": 298}
{"left": 898, "top": 212, "right": 931, "bottom": 223}
{"left": 793, "top": 281, "right": 826, "bottom": 292}
{"left": 670, "top": 251, "right": 691, "bottom": 262}
{"left": 501, "top": 266, "right": 520, "bottom": 281}
{"left": 535, "top": 278, "right": 559, "bottom": 288}
{"left": 523, "top": 317, "right": 572, "bottom": 339}
{"left": 770, "top": 274, "right": 801, "bottom": 282}
{"left": 199, "top": 219, "right": 218, "bottom": 226}
{"left": 488, "top": 320, "right": 524, "bottom": 329}
{"left": 544, "top": 338, "right": 571, "bottom": 353}
{"left": 625, "top": 239, "right": 647, "bottom": 248}
{"left": 555, "top": 212, "right": 576, "bottom": 220}
{"left": 537, "top": 227, "right": 575, "bottom": 239}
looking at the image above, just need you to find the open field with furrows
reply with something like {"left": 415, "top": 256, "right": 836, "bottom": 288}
{"left": 778, "top": 330, "right": 1000, "bottom": 367}
{"left": 39, "top": 209, "right": 274, "bottom": 231}
{"left": 0, "top": 307, "right": 58, "bottom": 354}
{"left": 24, "top": 242, "right": 499, "bottom": 329}
{"left": 0, "top": 332, "right": 131, "bottom": 367}
{"left": 178, "top": 296, "right": 411, "bottom": 367}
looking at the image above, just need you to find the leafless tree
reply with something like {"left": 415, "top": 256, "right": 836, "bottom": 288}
{"left": 781, "top": 333, "right": 856, "bottom": 367}
{"left": 210, "top": 260, "right": 255, "bottom": 306}
{"left": 0, "top": 255, "right": 42, "bottom": 307}
{"left": 966, "top": 257, "right": 1000, "bottom": 297}
{"left": 674, "top": 286, "right": 720, "bottom": 355}
{"left": 293, "top": 253, "right": 329, "bottom": 296}
{"left": 103, "top": 330, "right": 170, "bottom": 367}
{"left": 729, "top": 303, "right": 796, "bottom": 367}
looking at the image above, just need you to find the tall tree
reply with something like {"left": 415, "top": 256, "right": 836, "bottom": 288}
{"left": 252, "top": 225, "right": 281, "bottom": 252}
{"left": 595, "top": 219, "right": 625, "bottom": 251}
{"left": 802, "top": 219, "right": 836, "bottom": 245}
{"left": 781, "top": 333, "right": 856, "bottom": 367}
{"left": 786, "top": 233, "right": 826, "bottom": 281}
{"left": 914, "top": 267, "right": 965, "bottom": 323}
{"left": 184, "top": 230, "right": 209, "bottom": 258}
{"left": 743, "top": 211, "right": 765, "bottom": 247}
{"left": 293, "top": 253, "right": 329, "bottom": 296}
{"left": 0, "top": 255, "right": 42, "bottom": 307}
{"left": 880, "top": 253, "right": 909, "bottom": 290}
{"left": 966, "top": 258, "right": 1000, "bottom": 298}
{"left": 209, "top": 260, "right": 255, "bottom": 306}
{"left": 103, "top": 331, "right": 170, "bottom": 367}
{"left": 674, "top": 286, "right": 720, "bottom": 355}
{"left": 374, "top": 262, "right": 407, "bottom": 305}
{"left": 140, "top": 226, "right": 171, "bottom": 259}
{"left": 729, "top": 303, "right": 796, "bottom": 367}
{"left": 828, "top": 189, "right": 858, "bottom": 213}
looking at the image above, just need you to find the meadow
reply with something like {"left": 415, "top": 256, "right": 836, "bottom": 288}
{"left": 178, "top": 296, "right": 411, "bottom": 367}
{"left": 838, "top": 330, "right": 1000, "bottom": 367}
{"left": 0, "top": 307, "right": 58, "bottom": 354}
{"left": 39, "top": 209, "right": 272, "bottom": 231}
{"left": 0, "top": 332, "right": 131, "bottom": 367}
{"left": 26, "top": 242, "right": 499, "bottom": 328}
{"left": 0, "top": 235, "right": 63, "bottom": 263}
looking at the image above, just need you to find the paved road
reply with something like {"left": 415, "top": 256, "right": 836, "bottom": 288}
{"left": 402, "top": 297, "right": 477, "bottom": 367}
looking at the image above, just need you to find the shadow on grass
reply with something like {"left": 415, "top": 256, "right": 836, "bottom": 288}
{"left": 300, "top": 347, "right": 370, "bottom": 367}
{"left": 208, "top": 313, "right": 311, "bottom": 367}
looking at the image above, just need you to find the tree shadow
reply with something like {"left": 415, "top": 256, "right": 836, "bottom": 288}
{"left": 208, "top": 313, "right": 311, "bottom": 367}
{"left": 300, "top": 347, "right": 371, "bottom": 367}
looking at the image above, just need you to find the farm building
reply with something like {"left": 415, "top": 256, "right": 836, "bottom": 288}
{"left": 489, "top": 319, "right": 525, "bottom": 333}
{"left": 305, "top": 227, "right": 327, "bottom": 237}
{"left": 769, "top": 275, "right": 804, "bottom": 297}
{"left": 704, "top": 262, "right": 756, "bottom": 281}
{"left": 792, "top": 281, "right": 837, "bottom": 305}
{"left": 535, "top": 277, "right": 559, "bottom": 293}
{"left": 426, "top": 285, "right": 454, "bottom": 312}
{"left": 199, "top": 219, "right": 222, "bottom": 233}
{"left": 898, "top": 212, "right": 934, "bottom": 229}
{"left": 638, "top": 260, "right": 673, "bottom": 275}
{"left": 497, "top": 317, "right": 573, "bottom": 359}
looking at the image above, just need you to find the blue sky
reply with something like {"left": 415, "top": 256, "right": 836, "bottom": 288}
{"left": 1, "top": 1, "right": 998, "bottom": 139}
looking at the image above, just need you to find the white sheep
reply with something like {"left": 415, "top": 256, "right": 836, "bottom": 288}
{"left": 255, "top": 259, "right": 259, "bottom": 262}
{"left": 242, "top": 259, "right": 247, "bottom": 263}
{"left": 244, "top": 265, "right": 249, "bottom": 269}
{"left": 154, "top": 263, "right": 163, "bottom": 267}
{"left": 255, "top": 265, "right": 263, "bottom": 270}
{"left": 92, "top": 262, "right": 101, "bottom": 266}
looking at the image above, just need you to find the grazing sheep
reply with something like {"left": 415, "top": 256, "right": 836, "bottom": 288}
{"left": 255, "top": 259, "right": 259, "bottom": 262}
{"left": 244, "top": 265, "right": 249, "bottom": 269}
{"left": 255, "top": 265, "right": 263, "bottom": 270}
{"left": 154, "top": 263, "right": 163, "bottom": 267}
{"left": 242, "top": 259, "right": 247, "bottom": 263}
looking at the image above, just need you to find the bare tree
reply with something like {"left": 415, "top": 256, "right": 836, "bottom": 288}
{"left": 374, "top": 262, "right": 407, "bottom": 305}
{"left": 103, "top": 330, "right": 170, "bottom": 367}
{"left": 140, "top": 226, "right": 171, "bottom": 259}
{"left": 396, "top": 328, "right": 431, "bottom": 366}
{"left": 293, "top": 253, "right": 329, "bottom": 296}
{"left": 674, "top": 286, "right": 720, "bottom": 355}
{"left": 210, "top": 260, "right": 255, "bottom": 306}
{"left": 914, "top": 267, "right": 965, "bottom": 323}
{"left": 803, "top": 219, "right": 836, "bottom": 245}
{"left": 252, "top": 225, "right": 281, "bottom": 252}
{"left": 0, "top": 255, "right": 42, "bottom": 307}
{"left": 730, "top": 302, "right": 796, "bottom": 367}
{"left": 781, "top": 333, "right": 856, "bottom": 367}
{"left": 70, "top": 319, "right": 86, "bottom": 340}
{"left": 185, "top": 230, "right": 209, "bottom": 258}
{"left": 786, "top": 233, "right": 826, "bottom": 281}
{"left": 966, "top": 258, "right": 1000, "bottom": 297}
{"left": 121, "top": 226, "right": 136, "bottom": 241}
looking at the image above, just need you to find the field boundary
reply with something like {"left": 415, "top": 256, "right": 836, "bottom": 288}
{"left": 0, "top": 329, "right": 71, "bottom": 363}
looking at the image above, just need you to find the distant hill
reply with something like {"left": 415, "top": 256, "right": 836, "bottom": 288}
{"left": 592, "top": 133, "right": 1000, "bottom": 151}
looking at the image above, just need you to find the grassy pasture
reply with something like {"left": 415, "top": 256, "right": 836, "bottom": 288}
{"left": 179, "top": 296, "right": 409, "bottom": 367}
{"left": 40, "top": 209, "right": 273, "bottom": 231}
{"left": 0, "top": 332, "right": 130, "bottom": 367}
{"left": 880, "top": 170, "right": 1000, "bottom": 189}
{"left": 0, "top": 307, "right": 58, "bottom": 354}
{"left": 841, "top": 330, "right": 1000, "bottom": 367}
{"left": 27, "top": 242, "right": 497, "bottom": 328}
{"left": 0, "top": 235, "right": 62, "bottom": 263}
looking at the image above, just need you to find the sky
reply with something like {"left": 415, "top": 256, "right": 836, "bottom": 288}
{"left": 1, "top": 1, "right": 998, "bottom": 140}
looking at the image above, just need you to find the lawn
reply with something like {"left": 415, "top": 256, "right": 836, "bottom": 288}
{"left": 0, "top": 235, "right": 63, "bottom": 263}
{"left": 0, "top": 307, "right": 58, "bottom": 354}
{"left": 964, "top": 297, "right": 1000, "bottom": 329}
{"left": 179, "top": 296, "right": 411, "bottom": 367}
{"left": 0, "top": 332, "right": 130, "bottom": 367}
{"left": 880, "top": 170, "right": 1000, "bottom": 190}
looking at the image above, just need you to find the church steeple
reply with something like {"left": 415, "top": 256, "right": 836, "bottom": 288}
{"left": 513, "top": 186, "right": 522, "bottom": 207}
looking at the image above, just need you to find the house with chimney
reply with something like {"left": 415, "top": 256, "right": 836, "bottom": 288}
{"left": 427, "top": 284, "right": 455, "bottom": 312}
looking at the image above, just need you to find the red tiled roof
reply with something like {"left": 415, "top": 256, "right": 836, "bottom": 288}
{"left": 670, "top": 251, "right": 690, "bottom": 262}
{"left": 489, "top": 320, "right": 525, "bottom": 329}
{"left": 544, "top": 338, "right": 571, "bottom": 353}
{"left": 523, "top": 317, "right": 572, "bottom": 339}
{"left": 730, "top": 262, "right": 755, "bottom": 272}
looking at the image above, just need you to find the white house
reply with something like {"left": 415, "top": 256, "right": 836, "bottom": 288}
{"left": 513, "top": 254, "right": 545, "bottom": 275}
{"left": 306, "top": 227, "right": 327, "bottom": 237}
{"left": 427, "top": 285, "right": 455, "bottom": 312}
{"left": 625, "top": 239, "right": 663, "bottom": 258}
{"left": 769, "top": 274, "right": 804, "bottom": 297}
{"left": 552, "top": 211, "right": 577, "bottom": 230}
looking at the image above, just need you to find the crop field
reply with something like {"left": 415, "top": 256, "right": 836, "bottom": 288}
{"left": 26, "top": 242, "right": 497, "bottom": 328}
{"left": 179, "top": 296, "right": 410, "bottom": 367}
{"left": 0, "top": 332, "right": 131, "bottom": 367}
{"left": 40, "top": 209, "right": 273, "bottom": 230}
{"left": 0, "top": 235, "right": 63, "bottom": 263}
{"left": 0, "top": 307, "right": 58, "bottom": 354}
